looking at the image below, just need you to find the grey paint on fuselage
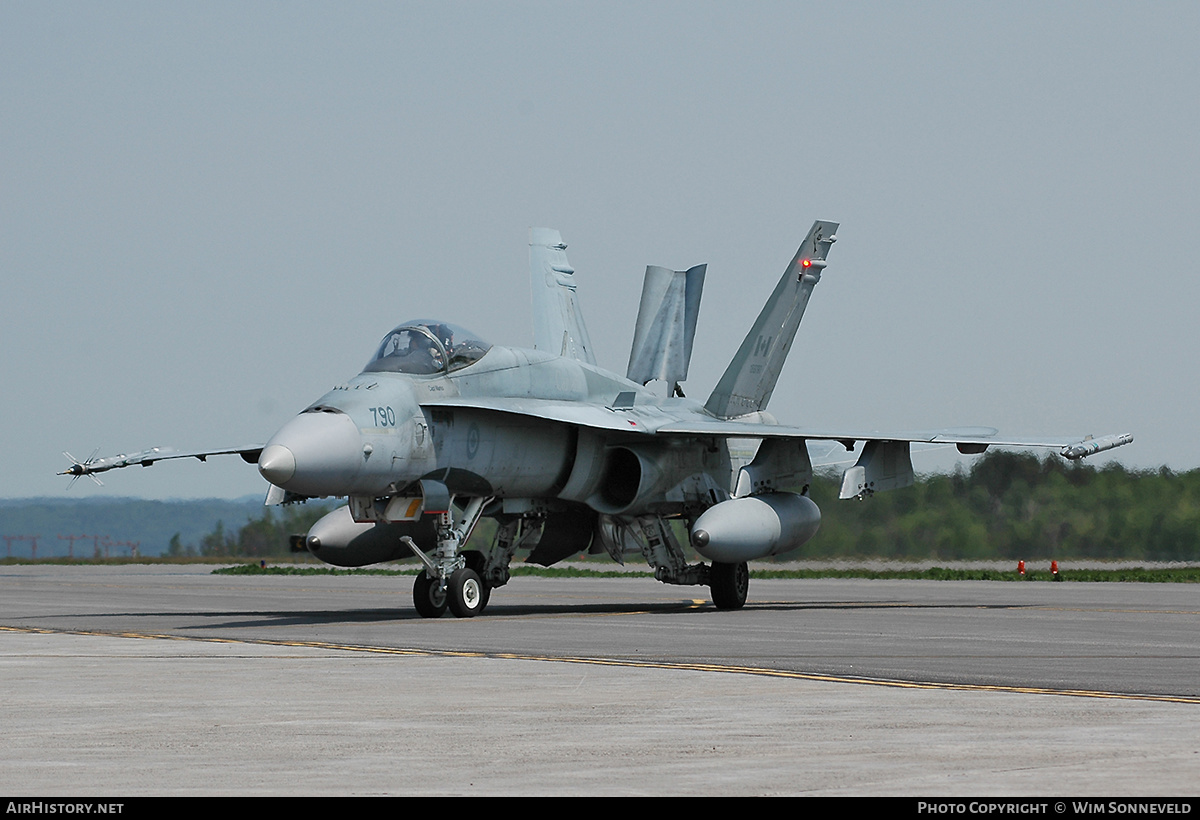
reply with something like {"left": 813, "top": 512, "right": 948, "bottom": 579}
{"left": 281, "top": 343, "right": 731, "bottom": 510}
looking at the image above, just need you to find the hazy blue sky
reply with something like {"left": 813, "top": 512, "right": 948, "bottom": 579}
{"left": 2, "top": 2, "right": 1195, "bottom": 500}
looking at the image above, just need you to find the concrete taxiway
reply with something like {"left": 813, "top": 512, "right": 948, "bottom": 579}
{"left": 2, "top": 564, "right": 1198, "bottom": 795}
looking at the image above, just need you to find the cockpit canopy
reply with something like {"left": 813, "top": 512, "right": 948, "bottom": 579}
{"left": 363, "top": 320, "right": 492, "bottom": 375}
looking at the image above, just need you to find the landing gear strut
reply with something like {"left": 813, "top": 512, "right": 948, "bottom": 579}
{"left": 606, "top": 514, "right": 751, "bottom": 610}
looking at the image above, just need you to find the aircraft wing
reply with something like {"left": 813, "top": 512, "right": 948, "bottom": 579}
{"left": 60, "top": 445, "right": 264, "bottom": 480}
{"left": 417, "top": 396, "right": 1131, "bottom": 459}
{"left": 655, "top": 418, "right": 1131, "bottom": 456}
{"left": 419, "top": 394, "right": 1131, "bottom": 499}
{"left": 650, "top": 415, "right": 1130, "bottom": 498}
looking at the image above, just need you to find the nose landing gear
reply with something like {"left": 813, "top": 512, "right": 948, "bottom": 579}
{"left": 400, "top": 495, "right": 494, "bottom": 619}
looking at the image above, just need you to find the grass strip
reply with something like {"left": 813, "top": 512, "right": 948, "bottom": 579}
{"left": 212, "top": 564, "right": 1200, "bottom": 582}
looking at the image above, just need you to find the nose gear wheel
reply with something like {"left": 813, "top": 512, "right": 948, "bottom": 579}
{"left": 447, "top": 568, "right": 485, "bottom": 618}
{"left": 412, "top": 570, "right": 448, "bottom": 618}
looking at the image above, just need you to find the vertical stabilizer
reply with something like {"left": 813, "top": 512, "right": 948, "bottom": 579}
{"left": 626, "top": 264, "right": 706, "bottom": 392}
{"left": 529, "top": 228, "right": 597, "bottom": 365}
{"left": 704, "top": 220, "right": 838, "bottom": 418}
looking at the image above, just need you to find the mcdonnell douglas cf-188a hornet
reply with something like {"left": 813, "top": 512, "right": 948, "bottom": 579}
{"left": 62, "top": 222, "right": 1133, "bottom": 616}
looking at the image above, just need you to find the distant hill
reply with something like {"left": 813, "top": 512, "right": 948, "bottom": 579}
{"left": 0, "top": 496, "right": 265, "bottom": 557}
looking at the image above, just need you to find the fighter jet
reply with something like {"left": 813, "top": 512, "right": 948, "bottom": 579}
{"left": 62, "top": 221, "right": 1133, "bottom": 617}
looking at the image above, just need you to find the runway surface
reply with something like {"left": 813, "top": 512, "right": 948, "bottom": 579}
{"left": 2, "top": 565, "right": 1198, "bottom": 795}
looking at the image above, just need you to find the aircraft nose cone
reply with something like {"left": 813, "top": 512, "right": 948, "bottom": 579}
{"left": 260, "top": 410, "right": 364, "bottom": 495}
{"left": 258, "top": 444, "right": 296, "bottom": 484}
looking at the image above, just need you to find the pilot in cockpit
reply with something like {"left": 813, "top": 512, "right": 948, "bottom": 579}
{"left": 381, "top": 330, "right": 431, "bottom": 370}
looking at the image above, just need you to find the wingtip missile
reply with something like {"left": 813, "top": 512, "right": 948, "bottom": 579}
{"left": 60, "top": 450, "right": 121, "bottom": 477}
{"left": 59, "top": 450, "right": 106, "bottom": 486}
{"left": 1060, "top": 433, "right": 1134, "bottom": 460}
{"left": 58, "top": 447, "right": 176, "bottom": 480}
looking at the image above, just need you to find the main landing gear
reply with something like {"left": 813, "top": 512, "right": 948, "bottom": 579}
{"left": 612, "top": 514, "right": 751, "bottom": 611}
{"left": 708, "top": 561, "right": 749, "bottom": 610}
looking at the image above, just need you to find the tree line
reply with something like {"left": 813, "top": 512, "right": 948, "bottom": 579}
{"left": 808, "top": 452, "right": 1197, "bottom": 560}
{"left": 167, "top": 503, "right": 331, "bottom": 558}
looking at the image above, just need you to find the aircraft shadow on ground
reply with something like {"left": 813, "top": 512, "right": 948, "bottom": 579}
{"left": 24, "top": 599, "right": 1036, "bottom": 631}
